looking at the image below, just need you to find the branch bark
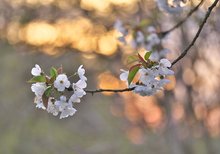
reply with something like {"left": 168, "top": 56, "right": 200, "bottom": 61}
{"left": 67, "top": 87, "right": 135, "bottom": 94}
{"left": 171, "top": 0, "right": 219, "bottom": 66}
{"left": 160, "top": 0, "right": 205, "bottom": 37}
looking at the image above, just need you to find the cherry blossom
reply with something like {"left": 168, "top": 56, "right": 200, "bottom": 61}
{"left": 47, "top": 97, "right": 59, "bottom": 116}
{"left": 119, "top": 69, "right": 129, "bottom": 82}
{"left": 78, "top": 65, "right": 87, "bottom": 81}
{"left": 34, "top": 96, "right": 46, "bottom": 110}
{"left": 54, "top": 74, "right": 71, "bottom": 92}
{"left": 31, "top": 64, "right": 42, "bottom": 76}
{"left": 29, "top": 64, "right": 87, "bottom": 119}
{"left": 31, "top": 82, "right": 47, "bottom": 97}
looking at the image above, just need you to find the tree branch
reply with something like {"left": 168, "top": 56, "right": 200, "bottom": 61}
{"left": 67, "top": 87, "right": 135, "bottom": 95}
{"left": 160, "top": 0, "right": 205, "bottom": 37}
{"left": 171, "top": 0, "right": 219, "bottom": 66}
{"left": 85, "top": 87, "right": 135, "bottom": 95}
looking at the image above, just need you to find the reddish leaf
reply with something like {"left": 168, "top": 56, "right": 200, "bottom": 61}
{"left": 57, "top": 65, "right": 63, "bottom": 74}
{"left": 138, "top": 54, "right": 147, "bottom": 66}
{"left": 42, "top": 93, "right": 49, "bottom": 108}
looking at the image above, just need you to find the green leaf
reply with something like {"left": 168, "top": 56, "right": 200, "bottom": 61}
{"left": 50, "top": 67, "right": 58, "bottom": 78}
{"left": 28, "top": 75, "right": 46, "bottom": 83}
{"left": 44, "top": 86, "right": 52, "bottom": 97}
{"left": 128, "top": 65, "right": 140, "bottom": 85}
{"left": 144, "top": 51, "right": 152, "bottom": 60}
{"left": 127, "top": 55, "right": 139, "bottom": 65}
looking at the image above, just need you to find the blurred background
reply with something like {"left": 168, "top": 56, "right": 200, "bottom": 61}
{"left": 0, "top": 0, "right": 220, "bottom": 153}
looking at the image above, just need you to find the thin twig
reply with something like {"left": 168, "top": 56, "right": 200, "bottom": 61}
{"left": 160, "top": 0, "right": 205, "bottom": 37}
{"left": 67, "top": 87, "right": 135, "bottom": 94}
{"left": 85, "top": 87, "right": 135, "bottom": 95}
{"left": 171, "top": 0, "right": 219, "bottom": 66}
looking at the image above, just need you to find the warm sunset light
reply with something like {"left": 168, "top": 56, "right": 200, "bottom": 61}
{"left": 1, "top": 0, "right": 220, "bottom": 153}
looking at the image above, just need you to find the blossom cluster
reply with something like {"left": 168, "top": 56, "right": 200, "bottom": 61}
{"left": 30, "top": 64, "right": 87, "bottom": 119}
{"left": 120, "top": 51, "right": 174, "bottom": 96}
{"left": 156, "top": 0, "right": 187, "bottom": 14}
{"left": 114, "top": 20, "right": 169, "bottom": 61}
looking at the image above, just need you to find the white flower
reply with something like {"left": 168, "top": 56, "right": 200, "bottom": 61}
{"left": 31, "top": 64, "right": 42, "bottom": 76}
{"left": 54, "top": 96, "right": 76, "bottom": 119}
{"left": 149, "top": 49, "right": 170, "bottom": 61}
{"left": 160, "top": 58, "right": 171, "bottom": 67}
{"left": 69, "top": 93, "right": 81, "bottom": 104}
{"left": 134, "top": 78, "right": 169, "bottom": 96}
{"left": 159, "top": 79, "right": 170, "bottom": 86}
{"left": 156, "top": 0, "right": 183, "bottom": 14}
{"left": 139, "top": 68, "right": 158, "bottom": 85}
{"left": 158, "top": 58, "right": 174, "bottom": 75}
{"left": 119, "top": 69, "right": 129, "bottom": 81}
{"left": 147, "top": 26, "right": 156, "bottom": 33}
{"left": 60, "top": 103, "right": 77, "bottom": 119}
{"left": 72, "top": 80, "right": 87, "bottom": 97}
{"left": 134, "top": 85, "right": 156, "bottom": 96}
{"left": 78, "top": 65, "right": 87, "bottom": 81}
{"left": 118, "top": 36, "right": 127, "bottom": 44}
{"left": 54, "top": 74, "right": 70, "bottom": 92}
{"left": 34, "top": 96, "right": 46, "bottom": 110}
{"left": 114, "top": 20, "right": 128, "bottom": 44}
{"left": 55, "top": 96, "right": 69, "bottom": 112}
{"left": 136, "top": 31, "right": 145, "bottom": 44}
{"left": 150, "top": 51, "right": 160, "bottom": 61}
{"left": 130, "top": 40, "right": 137, "bottom": 49}
{"left": 31, "top": 83, "right": 47, "bottom": 97}
{"left": 47, "top": 97, "right": 59, "bottom": 116}
{"left": 147, "top": 33, "right": 160, "bottom": 47}
{"left": 114, "top": 20, "right": 127, "bottom": 35}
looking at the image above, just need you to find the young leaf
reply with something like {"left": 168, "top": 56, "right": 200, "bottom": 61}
{"left": 28, "top": 75, "right": 46, "bottom": 83}
{"left": 44, "top": 86, "right": 52, "bottom": 97}
{"left": 128, "top": 64, "right": 141, "bottom": 85}
{"left": 138, "top": 54, "right": 147, "bottom": 67}
{"left": 144, "top": 51, "right": 152, "bottom": 60}
{"left": 50, "top": 67, "right": 58, "bottom": 78}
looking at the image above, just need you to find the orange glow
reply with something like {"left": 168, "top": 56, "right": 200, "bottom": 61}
{"left": 124, "top": 101, "right": 143, "bottom": 122}
{"left": 126, "top": 126, "right": 144, "bottom": 145}
{"left": 194, "top": 103, "right": 207, "bottom": 120}
{"left": 120, "top": 92, "right": 163, "bottom": 129}
{"left": 134, "top": 98, "right": 163, "bottom": 128}
{"left": 21, "top": 21, "right": 58, "bottom": 46}
{"left": 98, "top": 72, "right": 120, "bottom": 96}
{"left": 183, "top": 68, "right": 196, "bottom": 85}
{"left": 17, "top": 18, "right": 118, "bottom": 56}
{"left": 206, "top": 107, "right": 220, "bottom": 137}
{"left": 165, "top": 76, "right": 176, "bottom": 90}
{"left": 97, "top": 32, "right": 118, "bottom": 56}
{"left": 172, "top": 103, "right": 185, "bottom": 121}
{"left": 80, "top": 0, "right": 138, "bottom": 13}
{"left": 80, "top": 0, "right": 110, "bottom": 13}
